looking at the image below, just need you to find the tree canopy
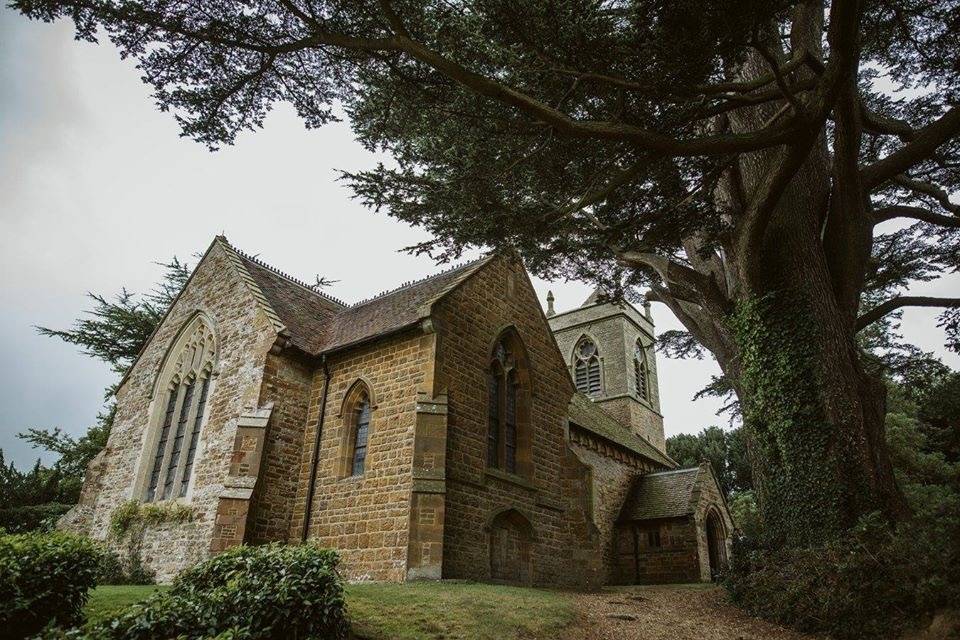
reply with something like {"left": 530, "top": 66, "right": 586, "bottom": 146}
{"left": 11, "top": 0, "right": 960, "bottom": 543}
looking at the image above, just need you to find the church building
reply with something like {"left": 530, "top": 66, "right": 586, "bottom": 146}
{"left": 62, "top": 236, "right": 733, "bottom": 587}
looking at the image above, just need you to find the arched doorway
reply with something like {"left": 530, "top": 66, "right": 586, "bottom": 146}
{"left": 705, "top": 509, "right": 727, "bottom": 579}
{"left": 488, "top": 509, "right": 534, "bottom": 585}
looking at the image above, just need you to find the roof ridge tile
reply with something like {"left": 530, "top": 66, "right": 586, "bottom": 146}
{"left": 347, "top": 256, "right": 489, "bottom": 309}
{"left": 219, "top": 237, "right": 348, "bottom": 307}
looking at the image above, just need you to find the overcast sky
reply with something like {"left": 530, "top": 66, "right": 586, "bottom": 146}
{"left": 1, "top": 7, "right": 957, "bottom": 469}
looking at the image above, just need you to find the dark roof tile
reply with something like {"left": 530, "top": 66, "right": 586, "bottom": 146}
{"left": 618, "top": 467, "right": 701, "bottom": 521}
{"left": 568, "top": 393, "right": 675, "bottom": 468}
{"left": 225, "top": 239, "right": 492, "bottom": 356}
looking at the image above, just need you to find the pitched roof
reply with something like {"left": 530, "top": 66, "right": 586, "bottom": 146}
{"left": 227, "top": 245, "right": 347, "bottom": 354}
{"left": 221, "top": 238, "right": 493, "bottom": 356}
{"left": 315, "top": 256, "right": 494, "bottom": 353}
{"left": 567, "top": 393, "right": 675, "bottom": 468}
{"left": 618, "top": 467, "right": 701, "bottom": 521}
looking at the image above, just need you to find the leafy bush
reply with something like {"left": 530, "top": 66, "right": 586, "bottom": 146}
{"left": 0, "top": 503, "right": 73, "bottom": 534}
{"left": 96, "top": 550, "right": 155, "bottom": 586}
{"left": 728, "top": 490, "right": 761, "bottom": 539}
{"left": 726, "top": 493, "right": 960, "bottom": 638}
{"left": 52, "top": 543, "right": 349, "bottom": 640}
{"left": 0, "top": 531, "right": 102, "bottom": 639}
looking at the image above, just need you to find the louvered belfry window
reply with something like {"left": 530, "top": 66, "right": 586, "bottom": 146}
{"left": 144, "top": 315, "right": 217, "bottom": 502}
{"left": 487, "top": 333, "right": 528, "bottom": 475}
{"left": 634, "top": 340, "right": 649, "bottom": 401}
{"left": 574, "top": 338, "right": 602, "bottom": 396}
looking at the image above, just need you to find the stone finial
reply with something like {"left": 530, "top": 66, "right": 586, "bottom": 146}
{"left": 546, "top": 290, "right": 556, "bottom": 317}
{"left": 643, "top": 299, "right": 653, "bottom": 321}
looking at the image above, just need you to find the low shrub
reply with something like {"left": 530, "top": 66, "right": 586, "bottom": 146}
{"left": 0, "top": 531, "right": 102, "bottom": 639}
{"left": 0, "top": 503, "right": 74, "bottom": 534}
{"left": 725, "top": 504, "right": 960, "bottom": 639}
{"left": 96, "top": 549, "right": 155, "bottom": 586}
{"left": 49, "top": 543, "right": 349, "bottom": 640}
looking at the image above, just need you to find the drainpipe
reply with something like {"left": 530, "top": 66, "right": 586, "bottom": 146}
{"left": 301, "top": 354, "right": 330, "bottom": 542}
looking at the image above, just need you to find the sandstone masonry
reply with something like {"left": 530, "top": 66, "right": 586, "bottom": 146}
{"left": 61, "top": 236, "right": 733, "bottom": 587}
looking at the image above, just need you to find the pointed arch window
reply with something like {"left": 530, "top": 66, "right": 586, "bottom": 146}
{"left": 351, "top": 396, "right": 371, "bottom": 476}
{"left": 144, "top": 315, "right": 217, "bottom": 502}
{"left": 487, "top": 331, "right": 531, "bottom": 476}
{"left": 634, "top": 340, "right": 649, "bottom": 401}
{"left": 574, "top": 338, "right": 602, "bottom": 396}
{"left": 340, "top": 381, "right": 375, "bottom": 478}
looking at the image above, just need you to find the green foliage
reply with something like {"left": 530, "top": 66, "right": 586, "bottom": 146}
{"left": 726, "top": 505, "right": 960, "bottom": 639}
{"left": 0, "top": 451, "right": 80, "bottom": 509}
{"left": 0, "top": 449, "right": 78, "bottom": 533}
{"left": 35, "top": 258, "right": 190, "bottom": 377}
{"left": 95, "top": 550, "right": 156, "bottom": 586}
{"left": 729, "top": 294, "right": 844, "bottom": 546}
{"left": 49, "top": 544, "right": 349, "bottom": 640}
{"left": 18, "top": 424, "right": 110, "bottom": 487}
{"left": 109, "top": 501, "right": 194, "bottom": 539}
{"left": 666, "top": 426, "right": 751, "bottom": 497}
{"left": 0, "top": 503, "right": 74, "bottom": 534}
{"left": 725, "top": 372, "right": 960, "bottom": 638}
{"left": 728, "top": 490, "right": 761, "bottom": 539}
{"left": 0, "top": 531, "right": 102, "bottom": 639}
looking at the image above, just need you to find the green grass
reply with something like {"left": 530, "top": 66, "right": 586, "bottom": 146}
{"left": 346, "top": 581, "right": 575, "bottom": 640}
{"left": 84, "top": 584, "right": 169, "bottom": 626}
{"left": 84, "top": 581, "right": 575, "bottom": 640}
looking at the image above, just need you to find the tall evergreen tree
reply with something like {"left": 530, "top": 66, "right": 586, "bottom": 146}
{"left": 11, "top": 0, "right": 960, "bottom": 546}
{"left": 14, "top": 258, "right": 190, "bottom": 498}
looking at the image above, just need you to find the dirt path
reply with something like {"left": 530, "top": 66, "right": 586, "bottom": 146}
{"left": 561, "top": 584, "right": 816, "bottom": 640}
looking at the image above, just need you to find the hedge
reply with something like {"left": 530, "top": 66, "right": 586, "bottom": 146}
{"left": 0, "top": 503, "right": 74, "bottom": 534}
{"left": 0, "top": 531, "right": 101, "bottom": 639}
{"left": 44, "top": 543, "right": 349, "bottom": 640}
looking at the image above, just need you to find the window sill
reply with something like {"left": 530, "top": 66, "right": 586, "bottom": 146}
{"left": 338, "top": 473, "right": 365, "bottom": 484}
{"left": 484, "top": 467, "right": 536, "bottom": 491}
{"left": 143, "top": 496, "right": 191, "bottom": 506}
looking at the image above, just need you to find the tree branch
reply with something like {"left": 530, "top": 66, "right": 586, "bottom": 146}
{"left": 860, "top": 102, "right": 916, "bottom": 141}
{"left": 861, "top": 107, "right": 960, "bottom": 189}
{"left": 872, "top": 205, "right": 960, "bottom": 227}
{"left": 856, "top": 296, "right": 960, "bottom": 331}
{"left": 892, "top": 175, "right": 960, "bottom": 214}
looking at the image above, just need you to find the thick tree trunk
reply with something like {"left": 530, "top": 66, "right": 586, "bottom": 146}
{"left": 722, "top": 275, "right": 908, "bottom": 547}
{"left": 715, "top": 134, "right": 907, "bottom": 545}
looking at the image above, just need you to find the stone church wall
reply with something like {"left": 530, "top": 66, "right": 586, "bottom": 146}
{"left": 433, "top": 257, "right": 600, "bottom": 588}
{"left": 247, "top": 351, "right": 314, "bottom": 544}
{"left": 290, "top": 330, "right": 433, "bottom": 581}
{"left": 691, "top": 465, "right": 734, "bottom": 581}
{"left": 65, "top": 244, "right": 280, "bottom": 582}
{"left": 568, "top": 442, "right": 639, "bottom": 584}
{"left": 612, "top": 517, "right": 702, "bottom": 584}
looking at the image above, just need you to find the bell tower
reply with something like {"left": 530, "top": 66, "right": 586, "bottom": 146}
{"left": 547, "top": 288, "right": 665, "bottom": 452}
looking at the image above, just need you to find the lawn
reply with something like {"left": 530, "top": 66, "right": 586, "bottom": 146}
{"left": 84, "top": 581, "right": 576, "bottom": 640}
{"left": 84, "top": 584, "right": 169, "bottom": 626}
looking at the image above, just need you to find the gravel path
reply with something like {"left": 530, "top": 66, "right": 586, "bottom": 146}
{"left": 561, "top": 584, "right": 817, "bottom": 640}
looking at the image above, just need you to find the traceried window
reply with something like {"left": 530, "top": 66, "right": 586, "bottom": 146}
{"left": 634, "top": 340, "right": 649, "bottom": 401}
{"left": 487, "top": 331, "right": 530, "bottom": 476}
{"left": 144, "top": 315, "right": 216, "bottom": 502}
{"left": 573, "top": 338, "right": 602, "bottom": 396}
